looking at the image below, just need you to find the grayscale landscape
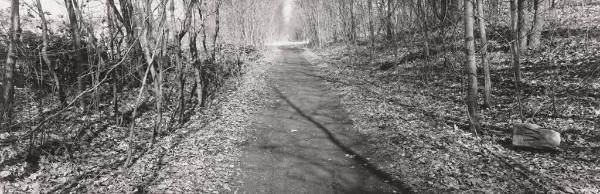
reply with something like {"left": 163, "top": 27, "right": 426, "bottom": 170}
{"left": 0, "top": 0, "right": 598, "bottom": 193}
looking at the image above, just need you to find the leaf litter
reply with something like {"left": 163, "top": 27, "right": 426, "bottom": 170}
{"left": 303, "top": 6, "right": 600, "bottom": 192}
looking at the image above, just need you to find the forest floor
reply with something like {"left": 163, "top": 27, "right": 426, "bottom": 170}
{"left": 1, "top": 4, "right": 599, "bottom": 194}
{"left": 304, "top": 5, "right": 600, "bottom": 193}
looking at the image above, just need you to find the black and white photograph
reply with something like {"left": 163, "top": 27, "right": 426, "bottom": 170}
{"left": 0, "top": 0, "right": 598, "bottom": 193}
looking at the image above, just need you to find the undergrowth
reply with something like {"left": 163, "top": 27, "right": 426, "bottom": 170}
{"left": 308, "top": 4, "right": 599, "bottom": 193}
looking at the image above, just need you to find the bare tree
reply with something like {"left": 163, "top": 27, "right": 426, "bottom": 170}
{"left": 173, "top": 0, "right": 196, "bottom": 123}
{"left": 1, "top": 0, "right": 20, "bottom": 126}
{"left": 125, "top": 0, "right": 168, "bottom": 165}
{"left": 106, "top": 0, "right": 120, "bottom": 117}
{"left": 477, "top": 0, "right": 491, "bottom": 108}
{"left": 34, "top": 0, "right": 65, "bottom": 110}
{"left": 511, "top": 0, "right": 524, "bottom": 121}
{"left": 517, "top": 0, "right": 528, "bottom": 51}
{"left": 212, "top": 0, "right": 223, "bottom": 61}
{"left": 385, "top": 0, "right": 395, "bottom": 41}
{"left": 416, "top": 0, "right": 431, "bottom": 81}
{"left": 368, "top": 0, "right": 374, "bottom": 58}
{"left": 529, "top": 0, "right": 545, "bottom": 49}
{"left": 64, "top": 0, "right": 88, "bottom": 110}
{"left": 464, "top": 0, "right": 479, "bottom": 132}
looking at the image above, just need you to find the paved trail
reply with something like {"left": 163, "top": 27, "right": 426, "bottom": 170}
{"left": 238, "top": 46, "right": 409, "bottom": 194}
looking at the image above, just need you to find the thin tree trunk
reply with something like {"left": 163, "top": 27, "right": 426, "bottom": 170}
{"left": 194, "top": 65, "right": 203, "bottom": 106}
{"left": 153, "top": 48, "right": 164, "bottom": 145}
{"left": 127, "top": 0, "right": 165, "bottom": 164}
{"left": 91, "top": 33, "right": 101, "bottom": 113}
{"left": 199, "top": 3, "right": 210, "bottom": 58}
{"left": 529, "top": 0, "right": 544, "bottom": 49}
{"left": 511, "top": 0, "right": 524, "bottom": 121}
{"left": 64, "top": 0, "right": 87, "bottom": 110}
{"left": 106, "top": 0, "right": 120, "bottom": 118}
{"left": 464, "top": 0, "right": 479, "bottom": 133}
{"left": 511, "top": 0, "right": 522, "bottom": 83}
{"left": 212, "top": 1, "right": 222, "bottom": 61}
{"left": 152, "top": 0, "right": 168, "bottom": 145}
{"left": 2, "top": 0, "right": 20, "bottom": 126}
{"left": 125, "top": 62, "right": 152, "bottom": 167}
{"left": 418, "top": 0, "right": 431, "bottom": 82}
{"left": 477, "top": 0, "right": 491, "bottom": 108}
{"left": 173, "top": 0, "right": 185, "bottom": 124}
{"left": 190, "top": 31, "right": 203, "bottom": 106}
{"left": 170, "top": 0, "right": 196, "bottom": 124}
{"left": 195, "top": 2, "right": 207, "bottom": 106}
{"left": 385, "top": 0, "right": 394, "bottom": 40}
{"left": 517, "top": 0, "right": 528, "bottom": 51}
{"left": 349, "top": 0, "right": 356, "bottom": 42}
{"left": 36, "top": 0, "right": 65, "bottom": 108}
{"left": 93, "top": 53, "right": 102, "bottom": 112}
{"left": 109, "top": 0, "right": 141, "bottom": 89}
{"left": 368, "top": 0, "right": 374, "bottom": 59}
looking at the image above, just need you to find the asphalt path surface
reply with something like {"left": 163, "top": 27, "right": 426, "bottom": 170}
{"left": 237, "top": 46, "right": 411, "bottom": 194}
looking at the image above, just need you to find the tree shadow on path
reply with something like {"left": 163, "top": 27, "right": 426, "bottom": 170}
{"left": 272, "top": 86, "right": 413, "bottom": 193}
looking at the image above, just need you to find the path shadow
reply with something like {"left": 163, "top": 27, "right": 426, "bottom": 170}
{"left": 272, "top": 86, "right": 413, "bottom": 193}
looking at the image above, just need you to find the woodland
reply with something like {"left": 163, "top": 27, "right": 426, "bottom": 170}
{"left": 0, "top": 0, "right": 598, "bottom": 193}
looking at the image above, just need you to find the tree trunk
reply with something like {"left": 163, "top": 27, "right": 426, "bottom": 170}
{"left": 106, "top": 0, "right": 120, "bottom": 117}
{"left": 64, "top": 0, "right": 87, "bottom": 110}
{"left": 529, "top": 0, "right": 544, "bottom": 49}
{"left": 349, "top": 0, "right": 356, "bottom": 42}
{"left": 385, "top": 0, "right": 394, "bottom": 40}
{"left": 151, "top": 0, "right": 168, "bottom": 145}
{"left": 517, "top": 0, "right": 528, "bottom": 51}
{"left": 173, "top": 0, "right": 184, "bottom": 124}
{"left": 110, "top": 0, "right": 142, "bottom": 89}
{"left": 153, "top": 47, "right": 164, "bottom": 145}
{"left": 127, "top": 0, "right": 164, "bottom": 164}
{"left": 212, "top": 1, "right": 222, "bottom": 61}
{"left": 419, "top": 0, "right": 431, "bottom": 82}
{"left": 511, "top": 0, "right": 524, "bottom": 121}
{"left": 190, "top": 32, "right": 203, "bottom": 106}
{"left": 511, "top": 0, "right": 522, "bottom": 83}
{"left": 194, "top": 65, "right": 203, "bottom": 106}
{"left": 368, "top": 0, "right": 374, "bottom": 59}
{"left": 464, "top": 0, "right": 479, "bottom": 132}
{"left": 477, "top": 0, "right": 491, "bottom": 108}
{"left": 196, "top": 2, "right": 208, "bottom": 107}
{"left": 2, "top": 0, "right": 20, "bottom": 126}
{"left": 36, "top": 0, "right": 66, "bottom": 108}
{"left": 125, "top": 61, "right": 152, "bottom": 167}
